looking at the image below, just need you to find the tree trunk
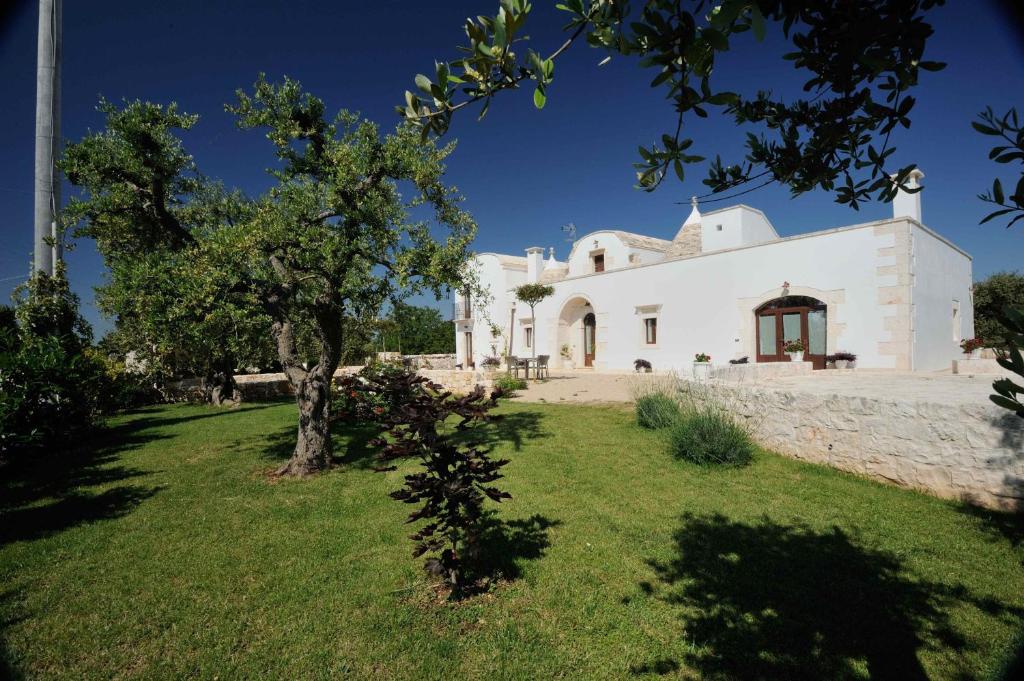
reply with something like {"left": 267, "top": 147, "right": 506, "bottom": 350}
{"left": 207, "top": 366, "right": 240, "bottom": 407}
{"left": 276, "top": 370, "right": 333, "bottom": 476}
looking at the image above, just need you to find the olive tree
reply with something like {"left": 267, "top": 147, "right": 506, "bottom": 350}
{"left": 62, "top": 101, "right": 271, "bottom": 404}
{"left": 209, "top": 76, "right": 476, "bottom": 475}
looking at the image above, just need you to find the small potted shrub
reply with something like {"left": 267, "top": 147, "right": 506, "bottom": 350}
{"left": 960, "top": 337, "right": 985, "bottom": 359}
{"left": 560, "top": 343, "right": 574, "bottom": 370}
{"left": 634, "top": 358, "right": 653, "bottom": 373}
{"left": 829, "top": 351, "right": 857, "bottom": 369}
{"left": 480, "top": 356, "right": 501, "bottom": 372}
{"left": 693, "top": 352, "right": 712, "bottom": 380}
{"left": 783, "top": 339, "right": 805, "bottom": 362}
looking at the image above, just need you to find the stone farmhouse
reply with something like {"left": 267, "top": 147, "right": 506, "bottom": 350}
{"left": 453, "top": 170, "right": 975, "bottom": 373}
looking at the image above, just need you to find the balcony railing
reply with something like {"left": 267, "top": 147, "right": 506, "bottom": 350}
{"left": 451, "top": 301, "right": 474, "bottom": 320}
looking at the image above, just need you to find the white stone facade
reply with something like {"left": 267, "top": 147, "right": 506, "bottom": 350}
{"left": 455, "top": 174, "right": 974, "bottom": 373}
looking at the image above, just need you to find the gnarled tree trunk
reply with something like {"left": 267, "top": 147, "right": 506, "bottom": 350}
{"left": 279, "top": 367, "right": 334, "bottom": 476}
{"left": 206, "top": 358, "right": 240, "bottom": 407}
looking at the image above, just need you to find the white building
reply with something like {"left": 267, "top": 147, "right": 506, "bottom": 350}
{"left": 453, "top": 170, "right": 974, "bottom": 373}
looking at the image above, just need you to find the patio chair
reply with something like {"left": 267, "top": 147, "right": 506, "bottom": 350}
{"left": 507, "top": 356, "right": 524, "bottom": 378}
{"left": 536, "top": 355, "right": 550, "bottom": 380}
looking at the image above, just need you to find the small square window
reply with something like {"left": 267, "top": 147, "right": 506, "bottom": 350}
{"left": 644, "top": 318, "right": 657, "bottom": 345}
{"left": 716, "top": 224, "right": 723, "bottom": 231}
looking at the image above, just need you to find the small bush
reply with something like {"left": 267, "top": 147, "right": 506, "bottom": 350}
{"left": 635, "top": 393, "right": 679, "bottom": 429}
{"left": 668, "top": 407, "right": 753, "bottom": 466}
{"left": 493, "top": 374, "right": 526, "bottom": 396}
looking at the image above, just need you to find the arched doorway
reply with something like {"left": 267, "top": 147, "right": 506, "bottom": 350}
{"left": 583, "top": 312, "right": 596, "bottom": 367}
{"left": 756, "top": 296, "right": 827, "bottom": 369}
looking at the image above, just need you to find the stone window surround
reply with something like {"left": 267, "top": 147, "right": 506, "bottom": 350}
{"left": 735, "top": 285, "right": 846, "bottom": 363}
{"left": 589, "top": 248, "right": 609, "bottom": 273}
{"left": 635, "top": 304, "right": 662, "bottom": 349}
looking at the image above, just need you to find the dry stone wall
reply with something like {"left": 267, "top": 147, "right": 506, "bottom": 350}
{"left": 686, "top": 381, "right": 1024, "bottom": 510}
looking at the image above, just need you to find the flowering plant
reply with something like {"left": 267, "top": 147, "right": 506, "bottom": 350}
{"left": 560, "top": 343, "right": 573, "bottom": 359}
{"left": 783, "top": 339, "right": 805, "bottom": 353}
{"left": 694, "top": 352, "right": 711, "bottom": 363}
{"left": 960, "top": 338, "right": 985, "bottom": 354}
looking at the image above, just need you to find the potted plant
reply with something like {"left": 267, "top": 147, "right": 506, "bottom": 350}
{"left": 783, "top": 339, "right": 806, "bottom": 362}
{"left": 481, "top": 356, "right": 501, "bottom": 372}
{"left": 693, "top": 352, "right": 711, "bottom": 380}
{"left": 829, "top": 351, "right": 857, "bottom": 369}
{"left": 634, "top": 358, "right": 653, "bottom": 373}
{"left": 560, "top": 343, "right": 575, "bottom": 370}
{"left": 960, "top": 337, "right": 985, "bottom": 359}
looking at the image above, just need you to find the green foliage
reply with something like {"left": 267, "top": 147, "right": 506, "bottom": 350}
{"left": 387, "top": 302, "right": 455, "bottom": 355}
{"left": 334, "top": 361, "right": 414, "bottom": 424}
{"left": 990, "top": 305, "right": 1024, "bottom": 418}
{"left": 493, "top": 374, "right": 526, "bottom": 396}
{"left": 61, "top": 100, "right": 273, "bottom": 399}
{"left": 1, "top": 268, "right": 111, "bottom": 462}
{"left": 514, "top": 283, "right": 555, "bottom": 308}
{"left": 668, "top": 406, "right": 754, "bottom": 466}
{"left": 635, "top": 393, "right": 679, "bottom": 429}
{"left": 975, "top": 107, "right": 1024, "bottom": 229}
{"left": 974, "top": 272, "right": 1024, "bottom": 346}
{"left": 403, "top": 0, "right": 944, "bottom": 206}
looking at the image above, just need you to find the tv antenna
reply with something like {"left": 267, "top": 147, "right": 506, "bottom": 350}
{"left": 561, "top": 222, "right": 577, "bottom": 243}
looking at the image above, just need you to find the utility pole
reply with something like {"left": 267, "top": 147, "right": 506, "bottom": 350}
{"left": 33, "top": 0, "right": 62, "bottom": 275}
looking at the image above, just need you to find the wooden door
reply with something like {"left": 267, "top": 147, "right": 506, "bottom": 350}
{"left": 583, "top": 313, "right": 596, "bottom": 367}
{"left": 464, "top": 331, "right": 473, "bottom": 367}
{"left": 755, "top": 299, "right": 827, "bottom": 370}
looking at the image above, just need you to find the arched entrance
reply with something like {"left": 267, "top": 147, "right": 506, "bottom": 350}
{"left": 557, "top": 296, "right": 596, "bottom": 368}
{"left": 756, "top": 296, "right": 827, "bottom": 369}
{"left": 583, "top": 312, "right": 596, "bottom": 367}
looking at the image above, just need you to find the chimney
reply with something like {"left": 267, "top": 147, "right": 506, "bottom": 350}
{"left": 525, "top": 246, "right": 544, "bottom": 282}
{"left": 892, "top": 168, "right": 924, "bottom": 223}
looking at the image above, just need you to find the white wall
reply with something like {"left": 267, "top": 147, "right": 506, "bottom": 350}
{"left": 701, "top": 205, "right": 779, "bottom": 252}
{"left": 526, "top": 224, "right": 898, "bottom": 371}
{"left": 911, "top": 224, "right": 974, "bottom": 371}
{"left": 455, "top": 254, "right": 526, "bottom": 367}
{"left": 565, "top": 231, "right": 632, "bottom": 277}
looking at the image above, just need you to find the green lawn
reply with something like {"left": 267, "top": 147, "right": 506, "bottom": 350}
{"left": 1, "top": 401, "right": 1023, "bottom": 679}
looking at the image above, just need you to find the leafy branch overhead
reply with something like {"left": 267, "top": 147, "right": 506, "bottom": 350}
{"left": 401, "top": 0, "right": 944, "bottom": 208}
{"left": 974, "top": 107, "right": 1024, "bottom": 230}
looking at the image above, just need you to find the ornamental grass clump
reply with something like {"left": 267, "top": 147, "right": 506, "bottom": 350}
{"left": 669, "top": 406, "right": 754, "bottom": 466}
{"left": 635, "top": 393, "right": 680, "bottom": 429}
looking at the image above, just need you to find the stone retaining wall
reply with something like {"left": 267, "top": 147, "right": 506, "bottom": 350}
{"left": 169, "top": 365, "right": 490, "bottom": 401}
{"left": 403, "top": 354, "right": 457, "bottom": 370}
{"left": 684, "top": 381, "right": 1024, "bottom": 510}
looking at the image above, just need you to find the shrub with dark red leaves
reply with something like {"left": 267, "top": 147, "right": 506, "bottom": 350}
{"left": 344, "top": 367, "right": 511, "bottom": 595}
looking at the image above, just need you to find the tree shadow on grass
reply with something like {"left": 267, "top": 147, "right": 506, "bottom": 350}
{"left": 0, "top": 416, "right": 171, "bottom": 547}
{"left": 249, "top": 420, "right": 382, "bottom": 470}
{"left": 630, "top": 513, "right": 1023, "bottom": 680}
{"left": 453, "top": 511, "right": 560, "bottom": 598}
{"left": 452, "top": 410, "right": 547, "bottom": 453}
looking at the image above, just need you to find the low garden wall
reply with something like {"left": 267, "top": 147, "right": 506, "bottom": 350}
{"left": 168, "top": 365, "right": 491, "bottom": 402}
{"left": 685, "top": 381, "right": 1024, "bottom": 510}
{"left": 403, "top": 354, "right": 457, "bottom": 370}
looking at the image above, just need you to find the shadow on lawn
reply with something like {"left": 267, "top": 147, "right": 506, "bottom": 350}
{"left": 456, "top": 509, "right": 561, "bottom": 593}
{"left": 0, "top": 414, "right": 176, "bottom": 546}
{"left": 630, "top": 513, "right": 1024, "bottom": 680}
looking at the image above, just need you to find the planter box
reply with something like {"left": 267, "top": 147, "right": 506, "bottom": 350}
{"left": 693, "top": 361, "right": 711, "bottom": 381}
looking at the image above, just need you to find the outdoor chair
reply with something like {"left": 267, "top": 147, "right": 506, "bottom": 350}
{"left": 536, "top": 355, "right": 550, "bottom": 380}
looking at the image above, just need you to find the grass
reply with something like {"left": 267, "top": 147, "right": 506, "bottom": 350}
{"left": 1, "top": 400, "right": 1023, "bottom": 679}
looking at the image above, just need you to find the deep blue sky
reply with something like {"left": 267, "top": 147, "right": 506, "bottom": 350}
{"left": 1, "top": 0, "right": 1022, "bottom": 336}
